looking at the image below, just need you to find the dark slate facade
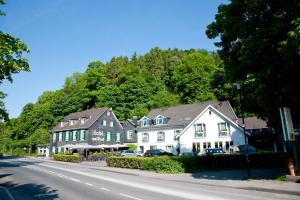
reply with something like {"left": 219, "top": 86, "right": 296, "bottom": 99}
{"left": 122, "top": 119, "right": 138, "bottom": 144}
{"left": 50, "top": 107, "right": 124, "bottom": 155}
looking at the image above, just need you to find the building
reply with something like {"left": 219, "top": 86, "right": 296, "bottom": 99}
{"left": 37, "top": 144, "right": 50, "bottom": 158}
{"left": 136, "top": 100, "right": 247, "bottom": 155}
{"left": 50, "top": 107, "right": 125, "bottom": 156}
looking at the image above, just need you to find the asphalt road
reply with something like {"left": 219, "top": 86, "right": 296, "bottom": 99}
{"left": 0, "top": 157, "right": 299, "bottom": 200}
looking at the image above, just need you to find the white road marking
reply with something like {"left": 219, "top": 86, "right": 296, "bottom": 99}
{"left": 85, "top": 183, "right": 93, "bottom": 186}
{"left": 100, "top": 187, "right": 110, "bottom": 191}
{"left": 3, "top": 188, "right": 15, "bottom": 200}
{"left": 119, "top": 193, "right": 143, "bottom": 200}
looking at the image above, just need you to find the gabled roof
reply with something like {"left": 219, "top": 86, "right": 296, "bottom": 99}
{"left": 138, "top": 100, "right": 237, "bottom": 129}
{"left": 51, "top": 107, "right": 108, "bottom": 132}
{"left": 175, "top": 104, "right": 249, "bottom": 138}
{"left": 239, "top": 117, "right": 268, "bottom": 130}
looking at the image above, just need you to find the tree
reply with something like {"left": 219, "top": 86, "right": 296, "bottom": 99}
{"left": 206, "top": 0, "right": 300, "bottom": 128}
{"left": 0, "top": 0, "right": 30, "bottom": 120}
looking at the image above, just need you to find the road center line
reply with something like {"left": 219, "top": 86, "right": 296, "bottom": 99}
{"left": 119, "top": 193, "right": 143, "bottom": 200}
{"left": 85, "top": 183, "right": 93, "bottom": 186}
{"left": 100, "top": 187, "right": 110, "bottom": 191}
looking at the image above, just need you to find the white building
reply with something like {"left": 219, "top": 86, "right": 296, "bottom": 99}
{"left": 136, "top": 100, "right": 247, "bottom": 155}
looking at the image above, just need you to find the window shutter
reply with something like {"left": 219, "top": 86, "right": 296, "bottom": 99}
{"left": 83, "top": 130, "right": 86, "bottom": 140}
{"left": 76, "top": 130, "right": 80, "bottom": 141}
{"left": 104, "top": 132, "right": 107, "bottom": 141}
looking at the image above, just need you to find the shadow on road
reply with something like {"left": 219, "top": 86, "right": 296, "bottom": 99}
{"left": 0, "top": 173, "right": 59, "bottom": 200}
{"left": 0, "top": 155, "right": 43, "bottom": 169}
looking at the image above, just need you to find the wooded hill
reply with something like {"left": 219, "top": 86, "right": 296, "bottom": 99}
{"left": 0, "top": 48, "right": 239, "bottom": 152}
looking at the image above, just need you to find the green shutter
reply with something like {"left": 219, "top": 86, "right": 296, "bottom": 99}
{"left": 104, "top": 132, "right": 107, "bottom": 141}
{"left": 77, "top": 130, "right": 80, "bottom": 141}
{"left": 70, "top": 131, "right": 73, "bottom": 141}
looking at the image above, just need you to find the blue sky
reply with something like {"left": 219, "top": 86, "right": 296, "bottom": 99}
{"left": 1, "top": 0, "right": 227, "bottom": 118}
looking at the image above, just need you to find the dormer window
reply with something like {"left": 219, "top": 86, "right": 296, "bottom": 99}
{"left": 70, "top": 120, "right": 74, "bottom": 125}
{"left": 80, "top": 117, "right": 87, "bottom": 124}
{"left": 60, "top": 122, "right": 64, "bottom": 127}
{"left": 141, "top": 117, "right": 150, "bottom": 126}
{"left": 155, "top": 115, "right": 166, "bottom": 125}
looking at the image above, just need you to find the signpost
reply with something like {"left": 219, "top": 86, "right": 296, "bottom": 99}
{"left": 279, "top": 107, "right": 299, "bottom": 175}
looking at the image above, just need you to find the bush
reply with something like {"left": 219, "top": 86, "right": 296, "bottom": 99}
{"left": 106, "top": 153, "right": 288, "bottom": 174}
{"left": 53, "top": 153, "right": 80, "bottom": 163}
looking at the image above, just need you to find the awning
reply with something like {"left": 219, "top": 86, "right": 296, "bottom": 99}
{"left": 60, "top": 143, "right": 127, "bottom": 149}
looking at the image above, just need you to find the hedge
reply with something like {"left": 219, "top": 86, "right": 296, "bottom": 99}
{"left": 106, "top": 153, "right": 288, "bottom": 173}
{"left": 53, "top": 153, "right": 80, "bottom": 163}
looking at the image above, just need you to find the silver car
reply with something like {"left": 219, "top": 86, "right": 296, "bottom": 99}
{"left": 121, "top": 150, "right": 137, "bottom": 157}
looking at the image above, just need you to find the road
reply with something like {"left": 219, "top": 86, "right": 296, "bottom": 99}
{"left": 0, "top": 157, "right": 299, "bottom": 200}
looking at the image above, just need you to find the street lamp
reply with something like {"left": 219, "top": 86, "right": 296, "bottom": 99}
{"left": 235, "top": 83, "right": 250, "bottom": 179}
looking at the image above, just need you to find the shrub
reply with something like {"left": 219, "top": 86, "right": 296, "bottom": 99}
{"left": 107, "top": 153, "right": 288, "bottom": 174}
{"left": 53, "top": 153, "right": 80, "bottom": 163}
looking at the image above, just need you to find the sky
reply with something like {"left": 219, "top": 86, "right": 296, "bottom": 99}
{"left": 1, "top": 0, "right": 227, "bottom": 118}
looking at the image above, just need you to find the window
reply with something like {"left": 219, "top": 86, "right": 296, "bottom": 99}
{"left": 141, "top": 117, "right": 149, "bottom": 126}
{"left": 150, "top": 145, "right": 157, "bottom": 150}
{"left": 76, "top": 130, "right": 80, "bottom": 141}
{"left": 142, "top": 133, "right": 149, "bottom": 143}
{"left": 53, "top": 133, "right": 57, "bottom": 142}
{"left": 192, "top": 142, "right": 201, "bottom": 154}
{"left": 106, "top": 132, "right": 111, "bottom": 141}
{"left": 195, "top": 123, "right": 206, "bottom": 138}
{"left": 155, "top": 115, "right": 165, "bottom": 125}
{"left": 166, "top": 145, "right": 174, "bottom": 153}
{"left": 73, "top": 131, "right": 76, "bottom": 141}
{"left": 174, "top": 129, "right": 182, "bottom": 141}
{"left": 127, "top": 130, "right": 133, "bottom": 140}
{"left": 107, "top": 111, "right": 111, "bottom": 116}
{"left": 218, "top": 122, "right": 230, "bottom": 137}
{"left": 101, "top": 120, "right": 106, "bottom": 126}
{"left": 215, "top": 141, "right": 223, "bottom": 149}
{"left": 59, "top": 132, "right": 62, "bottom": 141}
{"left": 62, "top": 132, "right": 66, "bottom": 141}
{"left": 157, "top": 132, "right": 165, "bottom": 142}
{"left": 116, "top": 133, "right": 121, "bottom": 142}
{"left": 66, "top": 131, "right": 69, "bottom": 141}
{"left": 80, "top": 130, "right": 85, "bottom": 141}
{"left": 110, "top": 121, "right": 114, "bottom": 127}
{"left": 203, "top": 142, "right": 211, "bottom": 149}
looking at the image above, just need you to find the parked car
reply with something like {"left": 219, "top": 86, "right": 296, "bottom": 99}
{"left": 121, "top": 150, "right": 137, "bottom": 157}
{"left": 144, "top": 149, "right": 173, "bottom": 157}
{"left": 229, "top": 144, "right": 256, "bottom": 154}
{"left": 204, "top": 148, "right": 225, "bottom": 156}
{"left": 136, "top": 151, "right": 144, "bottom": 157}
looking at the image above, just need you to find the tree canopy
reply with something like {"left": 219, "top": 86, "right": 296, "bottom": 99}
{"left": 206, "top": 0, "right": 300, "bottom": 128}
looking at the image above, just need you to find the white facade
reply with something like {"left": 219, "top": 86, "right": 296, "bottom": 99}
{"left": 137, "top": 128, "right": 181, "bottom": 155}
{"left": 178, "top": 106, "right": 245, "bottom": 154}
{"left": 137, "top": 105, "right": 246, "bottom": 155}
{"left": 37, "top": 145, "right": 50, "bottom": 158}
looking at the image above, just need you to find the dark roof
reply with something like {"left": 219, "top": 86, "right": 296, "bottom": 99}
{"left": 51, "top": 107, "right": 108, "bottom": 132}
{"left": 139, "top": 100, "right": 237, "bottom": 129}
{"left": 239, "top": 117, "right": 268, "bottom": 130}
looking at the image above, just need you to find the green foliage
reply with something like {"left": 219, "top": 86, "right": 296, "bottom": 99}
{"left": 206, "top": 0, "right": 300, "bottom": 128}
{"left": 106, "top": 156, "right": 144, "bottom": 169}
{"left": 125, "top": 144, "right": 137, "bottom": 150}
{"left": 53, "top": 153, "right": 80, "bottom": 163}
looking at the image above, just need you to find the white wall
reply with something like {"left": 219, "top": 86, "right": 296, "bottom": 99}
{"left": 179, "top": 108, "right": 245, "bottom": 154}
{"left": 137, "top": 128, "right": 180, "bottom": 155}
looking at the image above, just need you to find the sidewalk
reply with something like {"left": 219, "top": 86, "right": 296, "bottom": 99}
{"left": 78, "top": 161, "right": 300, "bottom": 196}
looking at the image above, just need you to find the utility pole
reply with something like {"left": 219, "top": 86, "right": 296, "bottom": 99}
{"left": 235, "top": 83, "right": 250, "bottom": 179}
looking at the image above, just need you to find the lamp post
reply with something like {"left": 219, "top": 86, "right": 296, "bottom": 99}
{"left": 235, "top": 83, "right": 250, "bottom": 179}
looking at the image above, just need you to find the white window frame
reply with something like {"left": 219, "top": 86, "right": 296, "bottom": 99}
{"left": 155, "top": 115, "right": 165, "bottom": 125}
{"left": 110, "top": 121, "right": 114, "bottom": 127}
{"left": 116, "top": 133, "right": 120, "bottom": 142}
{"left": 141, "top": 117, "right": 149, "bottom": 126}
{"left": 195, "top": 123, "right": 206, "bottom": 138}
{"left": 73, "top": 131, "right": 77, "bottom": 141}
{"left": 106, "top": 132, "right": 111, "bottom": 141}
{"left": 65, "top": 131, "right": 69, "bottom": 141}
{"left": 218, "top": 122, "right": 229, "bottom": 137}
{"left": 80, "top": 130, "right": 85, "bottom": 141}
{"left": 157, "top": 132, "right": 165, "bottom": 143}
{"left": 102, "top": 120, "right": 106, "bottom": 126}
{"left": 53, "top": 133, "right": 57, "bottom": 142}
{"left": 127, "top": 130, "right": 133, "bottom": 140}
{"left": 142, "top": 133, "right": 149, "bottom": 143}
{"left": 59, "top": 132, "right": 62, "bottom": 141}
